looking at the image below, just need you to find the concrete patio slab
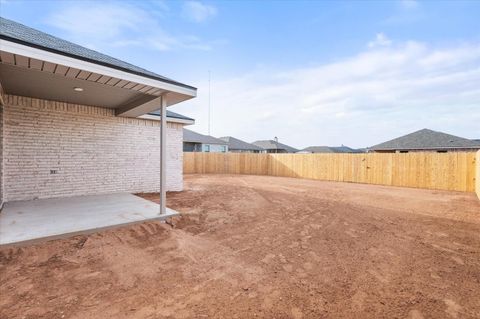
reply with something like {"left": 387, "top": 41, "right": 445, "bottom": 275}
{"left": 0, "top": 193, "right": 178, "bottom": 246}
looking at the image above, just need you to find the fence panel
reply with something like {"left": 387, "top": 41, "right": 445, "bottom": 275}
{"left": 476, "top": 151, "right": 480, "bottom": 198}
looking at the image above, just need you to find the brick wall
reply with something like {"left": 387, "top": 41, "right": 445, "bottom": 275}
{"left": 0, "top": 103, "right": 3, "bottom": 205}
{"left": 2, "top": 95, "right": 184, "bottom": 202}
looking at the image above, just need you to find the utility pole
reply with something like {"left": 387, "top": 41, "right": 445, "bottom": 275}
{"left": 208, "top": 70, "right": 211, "bottom": 135}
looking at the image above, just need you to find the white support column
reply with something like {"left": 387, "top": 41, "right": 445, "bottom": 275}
{"left": 159, "top": 94, "right": 167, "bottom": 214}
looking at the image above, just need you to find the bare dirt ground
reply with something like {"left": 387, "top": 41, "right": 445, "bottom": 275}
{"left": 1, "top": 174, "right": 480, "bottom": 319}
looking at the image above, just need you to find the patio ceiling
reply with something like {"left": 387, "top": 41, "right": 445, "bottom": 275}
{"left": 0, "top": 38, "right": 197, "bottom": 117}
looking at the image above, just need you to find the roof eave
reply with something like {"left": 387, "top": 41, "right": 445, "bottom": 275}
{"left": 0, "top": 38, "right": 197, "bottom": 102}
{"left": 0, "top": 35, "right": 197, "bottom": 92}
{"left": 137, "top": 114, "right": 195, "bottom": 125}
{"left": 184, "top": 140, "right": 228, "bottom": 145}
{"left": 372, "top": 146, "right": 480, "bottom": 151}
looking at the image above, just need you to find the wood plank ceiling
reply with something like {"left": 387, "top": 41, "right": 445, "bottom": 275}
{"left": 0, "top": 51, "right": 164, "bottom": 96}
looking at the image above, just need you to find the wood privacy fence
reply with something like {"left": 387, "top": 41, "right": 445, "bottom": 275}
{"left": 476, "top": 150, "right": 480, "bottom": 198}
{"left": 184, "top": 152, "right": 479, "bottom": 193}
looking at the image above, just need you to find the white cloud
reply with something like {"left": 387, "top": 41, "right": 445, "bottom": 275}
{"left": 384, "top": 0, "right": 423, "bottom": 25}
{"left": 182, "top": 1, "right": 217, "bottom": 22}
{"left": 400, "top": 0, "right": 419, "bottom": 9}
{"left": 47, "top": 2, "right": 212, "bottom": 52}
{"left": 174, "top": 40, "right": 480, "bottom": 149}
{"left": 368, "top": 33, "right": 392, "bottom": 48}
{"left": 48, "top": 4, "right": 145, "bottom": 38}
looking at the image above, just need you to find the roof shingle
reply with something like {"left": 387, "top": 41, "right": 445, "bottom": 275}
{"left": 302, "top": 146, "right": 364, "bottom": 153}
{"left": 183, "top": 129, "right": 227, "bottom": 145}
{"left": 219, "top": 136, "right": 264, "bottom": 151}
{"left": 370, "top": 129, "right": 480, "bottom": 151}
{"left": 0, "top": 17, "right": 195, "bottom": 90}
{"left": 251, "top": 140, "right": 299, "bottom": 153}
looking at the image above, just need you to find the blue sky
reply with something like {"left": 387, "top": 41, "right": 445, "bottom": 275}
{"left": 2, "top": 0, "right": 480, "bottom": 148}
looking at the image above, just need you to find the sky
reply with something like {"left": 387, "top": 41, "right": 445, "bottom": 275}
{"left": 1, "top": 0, "right": 480, "bottom": 149}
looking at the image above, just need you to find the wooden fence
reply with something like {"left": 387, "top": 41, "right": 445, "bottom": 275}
{"left": 184, "top": 152, "right": 478, "bottom": 193}
{"left": 476, "top": 150, "right": 480, "bottom": 198}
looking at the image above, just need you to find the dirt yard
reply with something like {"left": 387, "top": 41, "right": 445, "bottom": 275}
{"left": 1, "top": 175, "right": 480, "bottom": 319}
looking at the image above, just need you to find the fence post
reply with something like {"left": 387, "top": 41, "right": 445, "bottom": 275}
{"left": 476, "top": 150, "right": 480, "bottom": 200}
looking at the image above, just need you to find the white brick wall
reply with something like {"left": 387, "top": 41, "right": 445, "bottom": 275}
{"left": 0, "top": 104, "right": 3, "bottom": 205}
{"left": 2, "top": 95, "right": 184, "bottom": 202}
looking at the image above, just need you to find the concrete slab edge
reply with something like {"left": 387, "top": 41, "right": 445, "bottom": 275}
{"left": 0, "top": 211, "right": 179, "bottom": 248}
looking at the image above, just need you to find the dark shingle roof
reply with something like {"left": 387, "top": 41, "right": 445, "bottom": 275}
{"left": 148, "top": 110, "right": 194, "bottom": 122}
{"left": 370, "top": 129, "right": 480, "bottom": 151}
{"left": 302, "top": 146, "right": 364, "bottom": 153}
{"left": 0, "top": 17, "right": 195, "bottom": 90}
{"left": 219, "top": 136, "right": 264, "bottom": 151}
{"left": 252, "top": 140, "right": 299, "bottom": 153}
{"left": 183, "top": 129, "right": 228, "bottom": 145}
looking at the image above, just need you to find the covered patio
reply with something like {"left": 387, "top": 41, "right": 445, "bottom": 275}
{"left": 0, "top": 18, "right": 196, "bottom": 245}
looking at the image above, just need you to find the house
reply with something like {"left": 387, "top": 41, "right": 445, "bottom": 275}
{"left": 370, "top": 129, "right": 480, "bottom": 153}
{"left": 252, "top": 138, "right": 298, "bottom": 153}
{"left": 219, "top": 136, "right": 264, "bottom": 153}
{"left": 183, "top": 129, "right": 228, "bottom": 152}
{"left": 301, "top": 145, "right": 365, "bottom": 153}
{"left": 0, "top": 17, "right": 197, "bottom": 244}
{"left": 144, "top": 109, "right": 195, "bottom": 125}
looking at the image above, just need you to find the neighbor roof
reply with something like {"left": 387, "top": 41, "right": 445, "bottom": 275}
{"left": 183, "top": 129, "right": 228, "bottom": 145}
{"left": 148, "top": 110, "right": 194, "bottom": 122}
{"left": 370, "top": 129, "right": 480, "bottom": 151}
{"left": 252, "top": 140, "right": 299, "bottom": 153}
{"left": 303, "top": 146, "right": 364, "bottom": 153}
{"left": 219, "top": 136, "right": 264, "bottom": 151}
{"left": 0, "top": 17, "right": 195, "bottom": 90}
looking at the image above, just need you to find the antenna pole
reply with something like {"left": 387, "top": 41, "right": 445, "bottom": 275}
{"left": 208, "top": 70, "right": 211, "bottom": 135}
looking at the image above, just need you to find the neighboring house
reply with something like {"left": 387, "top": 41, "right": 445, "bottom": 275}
{"left": 301, "top": 145, "right": 365, "bottom": 153}
{"left": 370, "top": 129, "right": 480, "bottom": 153}
{"left": 142, "top": 110, "right": 195, "bottom": 125}
{"left": 183, "top": 129, "right": 228, "bottom": 152}
{"left": 219, "top": 136, "right": 264, "bottom": 153}
{"left": 252, "top": 139, "right": 299, "bottom": 153}
{"left": 0, "top": 17, "right": 196, "bottom": 214}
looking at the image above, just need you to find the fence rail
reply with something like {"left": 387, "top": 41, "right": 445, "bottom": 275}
{"left": 184, "top": 152, "right": 478, "bottom": 193}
